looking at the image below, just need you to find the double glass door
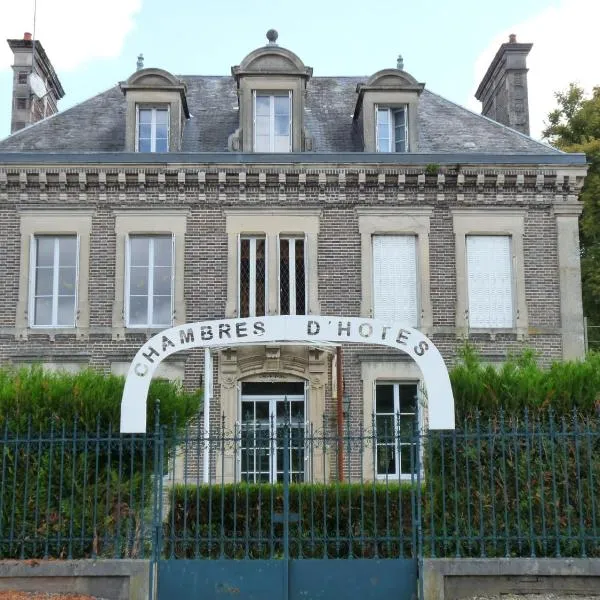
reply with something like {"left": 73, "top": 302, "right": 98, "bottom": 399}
{"left": 240, "top": 382, "right": 306, "bottom": 483}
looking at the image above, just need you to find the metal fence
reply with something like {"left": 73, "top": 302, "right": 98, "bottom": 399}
{"left": 0, "top": 409, "right": 598, "bottom": 561}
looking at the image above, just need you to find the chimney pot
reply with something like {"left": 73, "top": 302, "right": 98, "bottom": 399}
{"left": 23, "top": 32, "right": 32, "bottom": 41}
{"left": 509, "top": 33, "right": 517, "bottom": 43}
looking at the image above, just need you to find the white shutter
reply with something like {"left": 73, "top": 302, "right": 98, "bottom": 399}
{"left": 372, "top": 235, "right": 418, "bottom": 326}
{"left": 467, "top": 235, "right": 513, "bottom": 328}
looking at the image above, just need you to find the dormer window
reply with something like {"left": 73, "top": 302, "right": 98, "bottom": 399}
{"left": 136, "top": 106, "right": 169, "bottom": 152}
{"left": 254, "top": 92, "right": 292, "bottom": 152}
{"left": 376, "top": 106, "right": 408, "bottom": 152}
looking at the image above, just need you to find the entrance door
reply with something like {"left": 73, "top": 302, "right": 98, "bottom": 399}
{"left": 240, "top": 381, "right": 306, "bottom": 483}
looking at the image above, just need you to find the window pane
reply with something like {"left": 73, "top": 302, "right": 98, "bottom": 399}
{"left": 274, "top": 115, "right": 289, "bottom": 136}
{"left": 274, "top": 135, "right": 290, "bottom": 152}
{"left": 155, "top": 123, "right": 168, "bottom": 140}
{"left": 138, "top": 124, "right": 152, "bottom": 140}
{"left": 138, "top": 138, "right": 152, "bottom": 152}
{"left": 255, "top": 116, "right": 270, "bottom": 137}
{"left": 255, "top": 238, "right": 266, "bottom": 317}
{"left": 129, "top": 267, "right": 148, "bottom": 295}
{"left": 58, "top": 237, "right": 77, "bottom": 266}
{"left": 154, "top": 138, "right": 168, "bottom": 152}
{"left": 376, "top": 384, "right": 394, "bottom": 413}
{"left": 34, "top": 297, "right": 52, "bottom": 326}
{"left": 399, "top": 384, "right": 417, "bottom": 412}
{"left": 129, "top": 238, "right": 149, "bottom": 266}
{"left": 255, "top": 96, "right": 270, "bottom": 116}
{"left": 35, "top": 268, "right": 53, "bottom": 296}
{"left": 58, "top": 267, "right": 77, "bottom": 295}
{"left": 155, "top": 109, "right": 168, "bottom": 124}
{"left": 279, "top": 238, "right": 290, "bottom": 315}
{"left": 139, "top": 109, "right": 152, "bottom": 124}
{"left": 57, "top": 296, "right": 75, "bottom": 326}
{"left": 36, "top": 237, "right": 55, "bottom": 267}
{"left": 239, "top": 238, "right": 250, "bottom": 317}
{"left": 399, "top": 417, "right": 415, "bottom": 439}
{"left": 376, "top": 415, "right": 394, "bottom": 440}
{"left": 153, "top": 266, "right": 172, "bottom": 295}
{"left": 377, "top": 109, "right": 390, "bottom": 126}
{"left": 400, "top": 445, "right": 416, "bottom": 475}
{"left": 152, "top": 295, "right": 172, "bottom": 325}
{"left": 295, "top": 239, "right": 306, "bottom": 315}
{"left": 254, "top": 136, "right": 271, "bottom": 152}
{"left": 153, "top": 237, "right": 172, "bottom": 266}
{"left": 377, "top": 444, "right": 396, "bottom": 475}
{"left": 128, "top": 296, "right": 148, "bottom": 325}
{"left": 274, "top": 95, "right": 290, "bottom": 116}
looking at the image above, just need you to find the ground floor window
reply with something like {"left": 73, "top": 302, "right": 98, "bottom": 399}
{"left": 375, "top": 382, "right": 418, "bottom": 479}
{"left": 240, "top": 381, "right": 306, "bottom": 483}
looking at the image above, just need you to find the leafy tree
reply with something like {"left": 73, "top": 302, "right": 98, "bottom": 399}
{"left": 543, "top": 84, "right": 600, "bottom": 349}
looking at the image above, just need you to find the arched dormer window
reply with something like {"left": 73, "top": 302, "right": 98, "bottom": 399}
{"left": 119, "top": 68, "right": 189, "bottom": 153}
{"left": 230, "top": 30, "right": 313, "bottom": 153}
{"left": 354, "top": 67, "right": 425, "bottom": 153}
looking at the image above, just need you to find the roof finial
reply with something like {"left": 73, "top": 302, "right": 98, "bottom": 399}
{"left": 509, "top": 33, "right": 517, "bottom": 43}
{"left": 136, "top": 53, "right": 144, "bottom": 71}
{"left": 266, "top": 29, "right": 278, "bottom": 45}
{"left": 396, "top": 54, "right": 404, "bottom": 70}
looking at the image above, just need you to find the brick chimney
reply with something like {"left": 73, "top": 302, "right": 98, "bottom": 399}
{"left": 7, "top": 33, "right": 65, "bottom": 133}
{"left": 475, "top": 34, "right": 532, "bottom": 136}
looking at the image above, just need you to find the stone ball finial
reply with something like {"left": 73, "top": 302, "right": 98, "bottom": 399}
{"left": 266, "top": 29, "right": 278, "bottom": 44}
{"left": 509, "top": 33, "right": 517, "bottom": 43}
{"left": 396, "top": 54, "right": 404, "bottom": 70}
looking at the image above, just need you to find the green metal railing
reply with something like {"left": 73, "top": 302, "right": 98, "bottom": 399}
{"left": 0, "top": 409, "right": 597, "bottom": 560}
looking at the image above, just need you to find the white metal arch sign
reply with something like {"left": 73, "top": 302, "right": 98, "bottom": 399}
{"left": 120, "top": 315, "right": 455, "bottom": 432}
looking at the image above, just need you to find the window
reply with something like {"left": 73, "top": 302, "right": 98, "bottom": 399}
{"left": 17, "top": 72, "right": 28, "bottom": 85}
{"left": 372, "top": 235, "right": 418, "bottom": 326}
{"left": 136, "top": 107, "right": 169, "bottom": 152}
{"left": 15, "top": 97, "right": 27, "bottom": 110}
{"left": 279, "top": 236, "right": 306, "bottom": 316}
{"left": 375, "top": 383, "right": 418, "bottom": 479}
{"left": 239, "top": 236, "right": 267, "bottom": 317}
{"left": 126, "top": 235, "right": 173, "bottom": 327}
{"left": 466, "top": 235, "right": 514, "bottom": 328}
{"left": 253, "top": 92, "right": 291, "bottom": 152}
{"left": 29, "top": 235, "right": 78, "bottom": 328}
{"left": 376, "top": 106, "right": 407, "bottom": 152}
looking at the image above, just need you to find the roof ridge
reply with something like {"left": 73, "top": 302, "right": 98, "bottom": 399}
{"left": 422, "top": 88, "right": 563, "bottom": 154}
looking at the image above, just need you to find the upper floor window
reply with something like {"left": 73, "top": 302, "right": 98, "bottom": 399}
{"left": 376, "top": 106, "right": 407, "bottom": 152}
{"left": 253, "top": 92, "right": 291, "bottom": 152}
{"left": 375, "top": 382, "right": 418, "bottom": 479}
{"left": 466, "top": 235, "right": 514, "bottom": 328}
{"left": 30, "top": 235, "right": 78, "bottom": 328}
{"left": 17, "top": 72, "right": 28, "bottom": 85}
{"left": 239, "top": 236, "right": 267, "bottom": 318}
{"left": 279, "top": 236, "right": 306, "bottom": 316}
{"left": 136, "top": 106, "right": 169, "bottom": 152}
{"left": 372, "top": 235, "right": 418, "bottom": 326}
{"left": 126, "top": 235, "right": 173, "bottom": 327}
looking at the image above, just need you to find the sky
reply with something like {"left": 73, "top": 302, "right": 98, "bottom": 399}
{"left": 0, "top": 0, "right": 598, "bottom": 142}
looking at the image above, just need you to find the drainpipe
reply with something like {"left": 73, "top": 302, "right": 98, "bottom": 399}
{"left": 202, "top": 348, "right": 212, "bottom": 484}
{"left": 336, "top": 345, "right": 344, "bottom": 481}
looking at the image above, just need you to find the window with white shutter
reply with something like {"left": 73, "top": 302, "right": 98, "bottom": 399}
{"left": 372, "top": 235, "right": 418, "bottom": 326}
{"left": 466, "top": 235, "right": 514, "bottom": 328}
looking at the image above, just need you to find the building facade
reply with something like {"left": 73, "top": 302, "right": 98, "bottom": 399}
{"left": 0, "top": 31, "right": 588, "bottom": 482}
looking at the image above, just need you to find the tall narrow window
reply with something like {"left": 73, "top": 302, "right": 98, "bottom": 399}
{"left": 372, "top": 235, "right": 418, "bottom": 326}
{"left": 375, "top": 383, "right": 418, "bottom": 479}
{"left": 279, "top": 236, "right": 306, "bottom": 315}
{"left": 136, "top": 107, "right": 169, "bottom": 152}
{"left": 126, "top": 235, "right": 173, "bottom": 327}
{"left": 376, "top": 106, "right": 407, "bottom": 152}
{"left": 254, "top": 92, "right": 292, "bottom": 152}
{"left": 239, "top": 236, "right": 267, "bottom": 317}
{"left": 466, "top": 235, "right": 513, "bottom": 328}
{"left": 30, "top": 235, "right": 78, "bottom": 327}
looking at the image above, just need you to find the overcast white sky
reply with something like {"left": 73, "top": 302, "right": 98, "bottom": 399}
{"left": 0, "top": 0, "right": 598, "bottom": 141}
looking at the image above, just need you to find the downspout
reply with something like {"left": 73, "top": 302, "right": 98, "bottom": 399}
{"left": 336, "top": 345, "right": 344, "bottom": 481}
{"left": 202, "top": 348, "right": 212, "bottom": 484}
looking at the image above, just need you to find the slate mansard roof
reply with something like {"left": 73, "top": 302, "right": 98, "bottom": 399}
{"left": 0, "top": 75, "right": 562, "bottom": 155}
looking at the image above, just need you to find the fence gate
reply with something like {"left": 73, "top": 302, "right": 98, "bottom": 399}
{"left": 156, "top": 415, "right": 419, "bottom": 600}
